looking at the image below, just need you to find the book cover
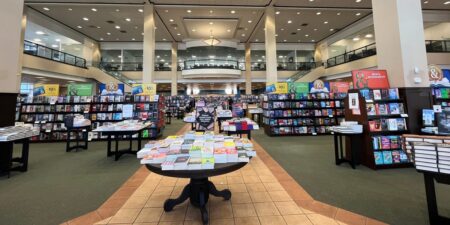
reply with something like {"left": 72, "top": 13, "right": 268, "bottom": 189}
{"left": 388, "top": 119, "right": 398, "bottom": 131}
{"left": 382, "top": 151, "right": 393, "bottom": 164}
{"left": 374, "top": 152, "right": 383, "bottom": 165}
{"left": 381, "top": 136, "right": 391, "bottom": 149}
{"left": 388, "top": 88, "right": 399, "bottom": 99}
{"left": 392, "top": 151, "right": 401, "bottom": 163}
{"left": 378, "top": 104, "right": 388, "bottom": 115}
{"left": 367, "top": 104, "right": 376, "bottom": 116}
{"left": 388, "top": 103, "right": 400, "bottom": 114}
{"left": 396, "top": 118, "right": 407, "bottom": 131}
{"left": 390, "top": 136, "right": 400, "bottom": 149}
{"left": 373, "top": 90, "right": 382, "bottom": 100}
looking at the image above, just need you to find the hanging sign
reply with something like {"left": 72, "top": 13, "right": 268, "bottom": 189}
{"left": 132, "top": 83, "right": 157, "bottom": 96}
{"left": 351, "top": 70, "right": 390, "bottom": 89}
{"left": 68, "top": 83, "right": 93, "bottom": 96}
{"left": 99, "top": 82, "right": 124, "bottom": 96}
{"left": 33, "top": 84, "right": 59, "bottom": 96}
{"left": 266, "top": 82, "right": 288, "bottom": 94}
{"left": 429, "top": 65, "right": 450, "bottom": 87}
{"left": 309, "top": 80, "right": 330, "bottom": 93}
{"left": 288, "top": 82, "right": 310, "bottom": 94}
{"left": 329, "top": 82, "right": 350, "bottom": 93}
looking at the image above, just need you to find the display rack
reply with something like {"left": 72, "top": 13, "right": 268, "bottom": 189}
{"left": 234, "top": 95, "right": 260, "bottom": 104}
{"left": 262, "top": 93, "right": 346, "bottom": 136}
{"left": 17, "top": 95, "right": 165, "bottom": 142}
{"left": 345, "top": 88, "right": 412, "bottom": 170}
{"left": 432, "top": 87, "right": 450, "bottom": 109}
{"left": 165, "top": 95, "right": 191, "bottom": 118}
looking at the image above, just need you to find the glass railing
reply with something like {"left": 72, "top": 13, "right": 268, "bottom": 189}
{"left": 326, "top": 43, "right": 376, "bottom": 68}
{"left": 94, "top": 62, "right": 137, "bottom": 86}
{"left": 250, "top": 62, "right": 317, "bottom": 71}
{"left": 183, "top": 59, "right": 240, "bottom": 70}
{"left": 286, "top": 62, "right": 322, "bottom": 82}
{"left": 24, "top": 40, "right": 86, "bottom": 68}
{"left": 426, "top": 40, "right": 450, "bottom": 53}
{"left": 99, "top": 62, "right": 172, "bottom": 72}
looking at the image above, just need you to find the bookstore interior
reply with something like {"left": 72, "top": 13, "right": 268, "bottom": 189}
{"left": 1, "top": 0, "right": 450, "bottom": 225}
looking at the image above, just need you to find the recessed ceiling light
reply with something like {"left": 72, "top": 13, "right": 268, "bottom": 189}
{"left": 55, "top": 38, "right": 61, "bottom": 42}
{"left": 281, "top": 28, "right": 284, "bottom": 31}
{"left": 141, "top": 32, "right": 144, "bottom": 35}
{"left": 278, "top": 55, "right": 283, "bottom": 59}
{"left": 444, "top": 1, "right": 450, "bottom": 4}
{"left": 423, "top": 1, "right": 429, "bottom": 3}
{"left": 192, "top": 55, "right": 196, "bottom": 58}
{"left": 177, "top": 33, "right": 181, "bottom": 36}
{"left": 165, "top": 10, "right": 169, "bottom": 13}
{"left": 107, "top": 32, "right": 111, "bottom": 35}
{"left": 356, "top": 0, "right": 362, "bottom": 2}
{"left": 35, "top": 31, "right": 45, "bottom": 35}
{"left": 298, "top": 40, "right": 301, "bottom": 42}
{"left": 162, "top": 38, "right": 166, "bottom": 41}
{"left": 116, "top": 38, "right": 119, "bottom": 41}
{"left": 248, "top": 20, "right": 252, "bottom": 23}
{"left": 305, "top": 34, "right": 309, "bottom": 37}
{"left": 115, "top": 25, "right": 121, "bottom": 29}
{"left": 353, "top": 37, "right": 360, "bottom": 41}
{"left": 309, "top": 0, "right": 314, "bottom": 2}
{"left": 100, "top": 38, "right": 104, "bottom": 41}
{"left": 283, "top": 40, "right": 287, "bottom": 42}
{"left": 275, "top": 11, "right": 280, "bottom": 14}
{"left": 43, "top": 7, "right": 50, "bottom": 11}
{"left": 138, "top": 9, "right": 143, "bottom": 12}
{"left": 297, "top": 28, "right": 301, "bottom": 31}
{"left": 314, "top": 28, "right": 318, "bottom": 31}
{"left": 34, "top": 38, "right": 41, "bottom": 42}
{"left": 230, "top": 10, "right": 236, "bottom": 14}
{"left": 329, "top": 28, "right": 334, "bottom": 31}
{"left": 275, "top": 34, "right": 278, "bottom": 37}
{"left": 96, "top": 26, "right": 101, "bottom": 29}
{"left": 77, "top": 25, "right": 82, "bottom": 29}
{"left": 241, "top": 34, "right": 246, "bottom": 37}
{"left": 125, "top": 18, "right": 131, "bottom": 22}
{"left": 365, "top": 34, "right": 373, "bottom": 38}
{"left": 316, "top": 12, "right": 321, "bottom": 15}
{"left": 356, "top": 12, "right": 361, "bottom": 16}
{"left": 337, "top": 12, "right": 341, "bottom": 16}
{"left": 187, "top": 9, "right": 192, "bottom": 13}
{"left": 91, "top": 8, "right": 97, "bottom": 12}
{"left": 297, "top": 12, "right": 300, "bottom": 15}
{"left": 51, "top": 44, "right": 58, "bottom": 48}
{"left": 116, "top": 9, "right": 120, "bottom": 12}
{"left": 83, "top": 17, "right": 89, "bottom": 21}
{"left": 227, "top": 29, "right": 231, "bottom": 32}
{"left": 68, "top": 8, "right": 72, "bottom": 11}
{"left": 192, "top": 29, "right": 196, "bottom": 32}
{"left": 132, "top": 38, "right": 135, "bottom": 41}
{"left": 324, "top": 21, "right": 328, "bottom": 24}
{"left": 287, "top": 20, "right": 292, "bottom": 24}
{"left": 311, "top": 40, "right": 315, "bottom": 42}
{"left": 255, "top": 39, "right": 259, "bottom": 41}
{"left": 156, "top": 55, "right": 160, "bottom": 58}
{"left": 209, "top": 22, "right": 214, "bottom": 25}
{"left": 209, "top": 10, "right": 213, "bottom": 14}
{"left": 169, "top": 19, "right": 174, "bottom": 22}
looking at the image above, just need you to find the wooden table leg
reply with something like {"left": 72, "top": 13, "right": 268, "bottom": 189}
{"left": 107, "top": 135, "right": 112, "bottom": 157}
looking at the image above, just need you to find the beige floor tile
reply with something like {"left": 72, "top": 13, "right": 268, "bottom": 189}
{"left": 228, "top": 184, "right": 248, "bottom": 193}
{"left": 133, "top": 223, "right": 158, "bottom": 225}
{"left": 151, "top": 187, "right": 174, "bottom": 197}
{"left": 145, "top": 195, "right": 169, "bottom": 208}
{"left": 249, "top": 192, "right": 272, "bottom": 203}
{"left": 231, "top": 192, "right": 252, "bottom": 204}
{"left": 232, "top": 203, "right": 257, "bottom": 218}
{"left": 183, "top": 221, "right": 202, "bottom": 225}
{"left": 227, "top": 176, "right": 244, "bottom": 184}
{"left": 214, "top": 184, "right": 229, "bottom": 192}
{"left": 283, "top": 215, "right": 313, "bottom": 225}
{"left": 263, "top": 182, "right": 284, "bottom": 192}
{"left": 274, "top": 201, "right": 303, "bottom": 215}
{"left": 306, "top": 214, "right": 339, "bottom": 225}
{"left": 134, "top": 208, "right": 164, "bottom": 223}
{"left": 109, "top": 208, "right": 141, "bottom": 224}
{"left": 210, "top": 218, "right": 235, "bottom": 225}
{"left": 210, "top": 202, "right": 233, "bottom": 219}
{"left": 123, "top": 197, "right": 149, "bottom": 209}
{"left": 160, "top": 205, "right": 187, "bottom": 222}
{"left": 94, "top": 217, "right": 111, "bottom": 225}
{"left": 258, "top": 215, "right": 286, "bottom": 225}
{"left": 158, "top": 221, "right": 184, "bottom": 225}
{"left": 210, "top": 176, "right": 227, "bottom": 185}
{"left": 268, "top": 191, "right": 293, "bottom": 202}
{"left": 246, "top": 183, "right": 266, "bottom": 192}
{"left": 234, "top": 217, "right": 261, "bottom": 225}
{"left": 170, "top": 186, "right": 185, "bottom": 198}
{"left": 243, "top": 175, "right": 261, "bottom": 184}
{"left": 175, "top": 179, "right": 190, "bottom": 187}
{"left": 258, "top": 175, "right": 277, "bottom": 183}
{"left": 227, "top": 170, "right": 242, "bottom": 177}
{"left": 254, "top": 202, "right": 280, "bottom": 216}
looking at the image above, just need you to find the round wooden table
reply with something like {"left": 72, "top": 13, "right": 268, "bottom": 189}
{"left": 145, "top": 162, "right": 248, "bottom": 225}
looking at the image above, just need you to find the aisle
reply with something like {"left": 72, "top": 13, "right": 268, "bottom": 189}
{"left": 0, "top": 119, "right": 187, "bottom": 225}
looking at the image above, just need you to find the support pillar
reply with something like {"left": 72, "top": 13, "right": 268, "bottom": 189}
{"left": 372, "top": 0, "right": 430, "bottom": 87}
{"left": 143, "top": 3, "right": 156, "bottom": 83}
{"left": 0, "top": 0, "right": 25, "bottom": 127}
{"left": 245, "top": 43, "right": 252, "bottom": 95}
{"left": 171, "top": 42, "right": 178, "bottom": 96}
{"left": 264, "top": 6, "right": 278, "bottom": 84}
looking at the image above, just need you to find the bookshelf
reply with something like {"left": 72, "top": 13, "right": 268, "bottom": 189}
{"left": 17, "top": 95, "right": 165, "bottom": 142}
{"left": 345, "top": 88, "right": 412, "bottom": 170}
{"left": 165, "top": 95, "right": 191, "bottom": 118}
{"left": 262, "top": 93, "right": 346, "bottom": 136}
{"left": 432, "top": 87, "right": 450, "bottom": 109}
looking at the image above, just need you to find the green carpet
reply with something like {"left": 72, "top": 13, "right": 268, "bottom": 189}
{"left": 0, "top": 120, "right": 186, "bottom": 225}
{"left": 253, "top": 130, "right": 450, "bottom": 225}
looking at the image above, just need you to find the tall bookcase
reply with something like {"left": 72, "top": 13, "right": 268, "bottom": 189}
{"left": 262, "top": 93, "right": 346, "bottom": 136}
{"left": 17, "top": 95, "right": 165, "bottom": 142}
{"left": 165, "top": 95, "right": 191, "bottom": 117}
{"left": 345, "top": 88, "right": 413, "bottom": 169}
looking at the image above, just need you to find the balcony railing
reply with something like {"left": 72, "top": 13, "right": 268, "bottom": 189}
{"left": 95, "top": 62, "right": 136, "bottom": 86}
{"left": 251, "top": 62, "right": 317, "bottom": 71}
{"left": 183, "top": 59, "right": 240, "bottom": 70}
{"left": 99, "top": 62, "right": 172, "bottom": 72}
{"left": 426, "top": 40, "right": 450, "bottom": 53}
{"left": 24, "top": 40, "right": 86, "bottom": 68}
{"left": 326, "top": 43, "right": 376, "bottom": 68}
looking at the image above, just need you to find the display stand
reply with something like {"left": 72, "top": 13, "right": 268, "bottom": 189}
{"left": 332, "top": 132, "right": 362, "bottom": 169}
{"left": 217, "top": 116, "right": 232, "bottom": 133}
{"left": 65, "top": 126, "right": 90, "bottom": 152}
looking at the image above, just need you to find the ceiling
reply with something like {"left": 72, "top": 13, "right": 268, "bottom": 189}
{"left": 25, "top": 0, "right": 450, "bottom": 44}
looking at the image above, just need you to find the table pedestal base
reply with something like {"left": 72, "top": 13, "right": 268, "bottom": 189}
{"left": 163, "top": 178, "right": 231, "bottom": 225}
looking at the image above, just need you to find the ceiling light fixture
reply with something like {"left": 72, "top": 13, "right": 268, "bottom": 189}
{"left": 132, "top": 38, "right": 135, "bottom": 41}
{"left": 115, "top": 25, "right": 121, "bottom": 29}
{"left": 43, "top": 7, "right": 50, "bottom": 11}
{"left": 35, "top": 31, "right": 45, "bottom": 35}
{"left": 353, "top": 37, "right": 360, "bottom": 41}
{"left": 91, "top": 8, "right": 97, "bottom": 12}
{"left": 116, "top": 9, "right": 120, "bottom": 12}
{"left": 187, "top": 10, "right": 192, "bottom": 13}
{"left": 55, "top": 38, "right": 61, "bottom": 42}
{"left": 297, "top": 28, "right": 301, "bottom": 31}
{"left": 227, "top": 29, "right": 231, "bottom": 32}
{"left": 77, "top": 25, "right": 82, "bottom": 29}
{"left": 138, "top": 9, "right": 143, "bottom": 12}
{"left": 287, "top": 20, "right": 292, "bottom": 24}
{"left": 204, "top": 30, "right": 221, "bottom": 46}
{"left": 297, "top": 12, "right": 300, "bottom": 15}
{"left": 209, "top": 10, "right": 213, "bottom": 14}
{"left": 100, "top": 38, "right": 104, "bottom": 40}
{"left": 177, "top": 33, "right": 181, "bottom": 36}
{"left": 365, "top": 34, "right": 373, "bottom": 38}
{"left": 324, "top": 21, "right": 328, "bottom": 24}
{"left": 444, "top": 1, "right": 450, "bottom": 4}
{"left": 125, "top": 18, "right": 131, "bottom": 22}
{"left": 255, "top": 39, "right": 259, "bottom": 41}
{"left": 356, "top": 0, "right": 362, "bottom": 2}
{"left": 311, "top": 39, "right": 315, "bottom": 42}
{"left": 68, "top": 8, "right": 72, "bottom": 11}
{"left": 230, "top": 10, "right": 236, "bottom": 14}
{"left": 316, "top": 12, "right": 321, "bottom": 15}
{"left": 241, "top": 34, "right": 246, "bottom": 37}
{"left": 209, "top": 22, "right": 214, "bottom": 25}
{"left": 169, "top": 19, "right": 174, "bottom": 22}
{"left": 275, "top": 11, "right": 280, "bottom": 14}
{"left": 248, "top": 20, "right": 252, "bottom": 23}
{"left": 82, "top": 17, "right": 89, "bottom": 21}
{"left": 356, "top": 12, "right": 361, "bottom": 16}
{"left": 162, "top": 38, "right": 166, "bottom": 41}
{"left": 192, "top": 29, "right": 196, "bottom": 32}
{"left": 329, "top": 28, "right": 334, "bottom": 31}
{"left": 34, "top": 38, "right": 41, "bottom": 42}
{"left": 107, "top": 32, "right": 111, "bottom": 35}
{"left": 305, "top": 34, "right": 309, "bottom": 37}
{"left": 52, "top": 44, "right": 58, "bottom": 48}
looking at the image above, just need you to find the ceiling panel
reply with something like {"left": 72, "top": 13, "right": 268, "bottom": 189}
{"left": 184, "top": 18, "right": 239, "bottom": 39}
{"left": 252, "top": 8, "right": 371, "bottom": 43}
{"left": 274, "top": 0, "right": 450, "bottom": 10}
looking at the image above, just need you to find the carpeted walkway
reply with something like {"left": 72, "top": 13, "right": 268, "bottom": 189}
{"left": 252, "top": 129, "right": 450, "bottom": 225}
{"left": 0, "top": 119, "right": 186, "bottom": 225}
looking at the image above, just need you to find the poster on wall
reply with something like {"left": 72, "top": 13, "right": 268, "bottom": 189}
{"left": 309, "top": 80, "right": 330, "bottom": 93}
{"left": 266, "top": 82, "right": 288, "bottom": 94}
{"left": 329, "top": 82, "right": 350, "bottom": 93}
{"left": 33, "top": 84, "right": 59, "bottom": 96}
{"left": 99, "top": 82, "right": 124, "bottom": 96}
{"left": 232, "top": 103, "right": 244, "bottom": 117}
{"left": 428, "top": 65, "right": 450, "bottom": 87}
{"left": 132, "top": 83, "right": 157, "bottom": 95}
{"left": 351, "top": 70, "right": 390, "bottom": 89}
{"left": 288, "top": 82, "right": 310, "bottom": 94}
{"left": 195, "top": 106, "right": 215, "bottom": 131}
{"left": 68, "top": 83, "right": 93, "bottom": 96}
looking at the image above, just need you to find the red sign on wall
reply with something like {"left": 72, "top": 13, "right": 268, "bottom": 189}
{"left": 329, "top": 82, "right": 350, "bottom": 93}
{"left": 351, "top": 70, "right": 390, "bottom": 89}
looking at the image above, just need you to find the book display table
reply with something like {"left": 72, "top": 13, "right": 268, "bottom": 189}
{"left": 0, "top": 126, "right": 40, "bottom": 177}
{"left": 138, "top": 132, "right": 255, "bottom": 225}
{"left": 403, "top": 134, "right": 450, "bottom": 225}
{"left": 221, "top": 118, "right": 259, "bottom": 140}
{"left": 216, "top": 116, "right": 232, "bottom": 133}
{"left": 331, "top": 131, "right": 362, "bottom": 169}
{"left": 93, "top": 121, "right": 151, "bottom": 161}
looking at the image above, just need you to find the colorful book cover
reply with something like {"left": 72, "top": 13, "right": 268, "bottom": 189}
{"left": 381, "top": 136, "right": 391, "bottom": 149}
{"left": 388, "top": 119, "right": 398, "bottom": 131}
{"left": 390, "top": 136, "right": 400, "bottom": 149}
{"left": 396, "top": 118, "right": 407, "bottom": 131}
{"left": 382, "top": 151, "right": 393, "bottom": 164}
{"left": 367, "top": 104, "right": 376, "bottom": 115}
{"left": 388, "top": 103, "right": 400, "bottom": 114}
{"left": 378, "top": 104, "right": 388, "bottom": 115}
{"left": 400, "top": 151, "right": 409, "bottom": 163}
{"left": 392, "top": 151, "right": 401, "bottom": 163}
{"left": 388, "top": 88, "right": 399, "bottom": 99}
{"left": 381, "top": 89, "right": 389, "bottom": 99}
{"left": 373, "top": 90, "right": 382, "bottom": 100}
{"left": 374, "top": 152, "right": 383, "bottom": 165}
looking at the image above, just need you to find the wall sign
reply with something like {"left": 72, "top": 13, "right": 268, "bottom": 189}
{"left": 351, "top": 70, "right": 390, "bottom": 89}
{"left": 288, "top": 82, "right": 310, "bottom": 94}
{"left": 68, "top": 83, "right": 93, "bottom": 96}
{"left": 429, "top": 65, "right": 450, "bottom": 87}
{"left": 329, "top": 82, "right": 350, "bottom": 93}
{"left": 132, "top": 83, "right": 157, "bottom": 96}
{"left": 309, "top": 80, "right": 330, "bottom": 93}
{"left": 33, "top": 84, "right": 59, "bottom": 96}
{"left": 99, "top": 82, "right": 124, "bottom": 96}
{"left": 266, "top": 82, "right": 288, "bottom": 94}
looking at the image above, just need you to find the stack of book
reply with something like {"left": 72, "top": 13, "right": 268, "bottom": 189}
{"left": 404, "top": 135, "right": 450, "bottom": 174}
{"left": 137, "top": 131, "right": 255, "bottom": 170}
{"left": 0, "top": 125, "right": 40, "bottom": 142}
{"left": 221, "top": 118, "right": 259, "bottom": 131}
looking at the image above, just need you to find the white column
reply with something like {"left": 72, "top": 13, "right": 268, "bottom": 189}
{"left": 245, "top": 43, "right": 252, "bottom": 95}
{"left": 0, "top": 0, "right": 25, "bottom": 94}
{"left": 264, "top": 6, "right": 278, "bottom": 84}
{"left": 372, "top": 0, "right": 429, "bottom": 87}
{"left": 143, "top": 3, "right": 156, "bottom": 83}
{"left": 171, "top": 42, "right": 178, "bottom": 96}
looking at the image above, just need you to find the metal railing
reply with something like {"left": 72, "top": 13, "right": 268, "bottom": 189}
{"left": 94, "top": 62, "right": 137, "bottom": 86}
{"left": 286, "top": 62, "right": 322, "bottom": 82}
{"left": 426, "top": 40, "right": 450, "bottom": 53}
{"left": 24, "top": 40, "right": 86, "bottom": 68}
{"left": 99, "top": 62, "right": 172, "bottom": 72}
{"left": 250, "top": 61, "right": 317, "bottom": 71}
{"left": 326, "top": 43, "right": 376, "bottom": 68}
{"left": 183, "top": 59, "right": 240, "bottom": 70}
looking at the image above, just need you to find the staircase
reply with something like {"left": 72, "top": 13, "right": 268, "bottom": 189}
{"left": 286, "top": 62, "right": 323, "bottom": 82}
{"left": 92, "top": 62, "right": 136, "bottom": 85}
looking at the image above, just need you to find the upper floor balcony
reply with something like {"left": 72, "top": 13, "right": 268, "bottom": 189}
{"left": 23, "top": 40, "right": 86, "bottom": 68}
